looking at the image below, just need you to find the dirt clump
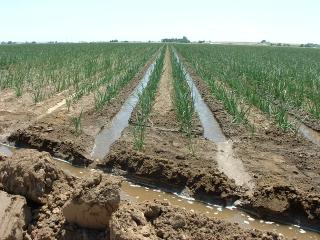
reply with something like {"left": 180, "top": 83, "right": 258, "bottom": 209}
{"left": 0, "top": 149, "right": 74, "bottom": 204}
{"left": 102, "top": 143, "right": 240, "bottom": 202}
{"left": 110, "top": 201, "right": 286, "bottom": 240}
{"left": 0, "top": 190, "right": 31, "bottom": 240}
{"left": 240, "top": 184, "right": 320, "bottom": 228}
{"left": 0, "top": 148, "right": 112, "bottom": 239}
{"left": 63, "top": 173, "right": 122, "bottom": 230}
{"left": 9, "top": 126, "right": 93, "bottom": 166}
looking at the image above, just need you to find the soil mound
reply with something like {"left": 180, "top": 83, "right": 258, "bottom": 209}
{"left": 0, "top": 149, "right": 73, "bottom": 204}
{"left": 9, "top": 127, "right": 93, "bottom": 166}
{"left": 63, "top": 173, "right": 122, "bottom": 230}
{"left": 241, "top": 184, "right": 320, "bottom": 227}
{"left": 103, "top": 144, "right": 240, "bottom": 201}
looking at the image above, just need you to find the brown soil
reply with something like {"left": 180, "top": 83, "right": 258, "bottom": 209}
{"left": 0, "top": 89, "right": 69, "bottom": 142}
{"left": 63, "top": 173, "right": 122, "bottom": 230}
{"left": 0, "top": 148, "right": 123, "bottom": 240}
{"left": 0, "top": 190, "right": 31, "bottom": 240}
{"left": 103, "top": 141, "right": 240, "bottom": 201}
{"left": 110, "top": 201, "right": 286, "bottom": 240}
{"left": 0, "top": 148, "right": 290, "bottom": 240}
{"left": 0, "top": 149, "right": 73, "bottom": 204}
{"left": 178, "top": 52, "right": 320, "bottom": 226}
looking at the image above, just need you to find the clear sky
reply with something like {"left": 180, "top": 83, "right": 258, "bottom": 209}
{"left": 1, "top": 0, "right": 319, "bottom": 44}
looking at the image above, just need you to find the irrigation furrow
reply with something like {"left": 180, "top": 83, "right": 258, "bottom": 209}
{"left": 91, "top": 50, "right": 163, "bottom": 159}
{"left": 173, "top": 49, "right": 254, "bottom": 191}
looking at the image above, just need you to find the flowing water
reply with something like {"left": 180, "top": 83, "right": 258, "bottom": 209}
{"left": 91, "top": 59, "right": 157, "bottom": 159}
{"left": 288, "top": 115, "right": 320, "bottom": 146}
{"left": 173, "top": 50, "right": 254, "bottom": 191}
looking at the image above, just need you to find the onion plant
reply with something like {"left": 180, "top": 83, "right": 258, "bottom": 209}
{"left": 0, "top": 43, "right": 161, "bottom": 107}
{"left": 171, "top": 50, "right": 195, "bottom": 150}
{"left": 71, "top": 110, "right": 83, "bottom": 135}
{"left": 133, "top": 49, "right": 165, "bottom": 150}
{"left": 175, "top": 44, "right": 320, "bottom": 131}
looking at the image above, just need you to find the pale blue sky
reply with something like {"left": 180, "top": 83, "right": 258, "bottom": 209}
{"left": 1, "top": 0, "right": 319, "bottom": 43}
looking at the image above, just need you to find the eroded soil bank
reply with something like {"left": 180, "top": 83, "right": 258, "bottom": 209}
{"left": 0, "top": 148, "right": 290, "bottom": 240}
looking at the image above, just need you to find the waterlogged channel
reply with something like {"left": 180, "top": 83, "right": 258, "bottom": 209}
{"left": 91, "top": 58, "right": 158, "bottom": 159}
{"left": 288, "top": 115, "right": 320, "bottom": 146}
{"left": 172, "top": 50, "right": 254, "bottom": 191}
{"left": 0, "top": 144, "right": 318, "bottom": 239}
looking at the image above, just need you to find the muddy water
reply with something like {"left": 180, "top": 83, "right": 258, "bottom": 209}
{"left": 173, "top": 52, "right": 226, "bottom": 142}
{"left": 0, "top": 143, "right": 13, "bottom": 157}
{"left": 0, "top": 144, "right": 319, "bottom": 239}
{"left": 173, "top": 50, "right": 253, "bottom": 190}
{"left": 289, "top": 116, "right": 320, "bottom": 145}
{"left": 91, "top": 59, "right": 157, "bottom": 159}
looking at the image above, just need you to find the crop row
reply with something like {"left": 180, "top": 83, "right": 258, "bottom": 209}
{"left": 0, "top": 43, "right": 160, "bottom": 107}
{"left": 175, "top": 44, "right": 320, "bottom": 130}
{"left": 133, "top": 48, "right": 165, "bottom": 150}
{"left": 171, "top": 48, "right": 195, "bottom": 148}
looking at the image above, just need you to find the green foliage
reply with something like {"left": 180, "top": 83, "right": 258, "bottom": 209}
{"left": 71, "top": 110, "right": 83, "bottom": 135}
{"left": 133, "top": 49, "right": 165, "bottom": 150}
{"left": 171, "top": 50, "right": 195, "bottom": 151}
{"left": 0, "top": 43, "right": 161, "bottom": 105}
{"left": 175, "top": 44, "right": 320, "bottom": 131}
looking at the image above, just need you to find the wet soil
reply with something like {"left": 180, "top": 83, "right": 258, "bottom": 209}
{"left": 110, "top": 201, "right": 287, "bottom": 240}
{"left": 0, "top": 149, "right": 120, "bottom": 239}
{"left": 0, "top": 148, "right": 294, "bottom": 240}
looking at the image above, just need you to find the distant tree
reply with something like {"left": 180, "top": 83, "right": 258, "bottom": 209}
{"left": 261, "top": 40, "right": 267, "bottom": 43}
{"left": 161, "top": 36, "right": 190, "bottom": 43}
{"left": 110, "top": 39, "right": 118, "bottom": 43}
{"left": 181, "top": 36, "right": 190, "bottom": 43}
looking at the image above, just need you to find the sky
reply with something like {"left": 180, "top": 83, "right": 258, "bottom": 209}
{"left": 1, "top": 0, "right": 319, "bottom": 44}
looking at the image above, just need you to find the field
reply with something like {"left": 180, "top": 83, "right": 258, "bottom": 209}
{"left": 0, "top": 43, "right": 320, "bottom": 239}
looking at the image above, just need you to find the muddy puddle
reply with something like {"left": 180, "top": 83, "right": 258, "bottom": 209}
{"left": 0, "top": 143, "right": 13, "bottom": 157}
{"left": 0, "top": 143, "right": 319, "bottom": 239}
{"left": 91, "top": 59, "right": 157, "bottom": 159}
{"left": 289, "top": 116, "right": 320, "bottom": 145}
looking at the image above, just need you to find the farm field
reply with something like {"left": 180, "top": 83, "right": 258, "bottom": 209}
{"left": 0, "top": 43, "right": 320, "bottom": 239}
